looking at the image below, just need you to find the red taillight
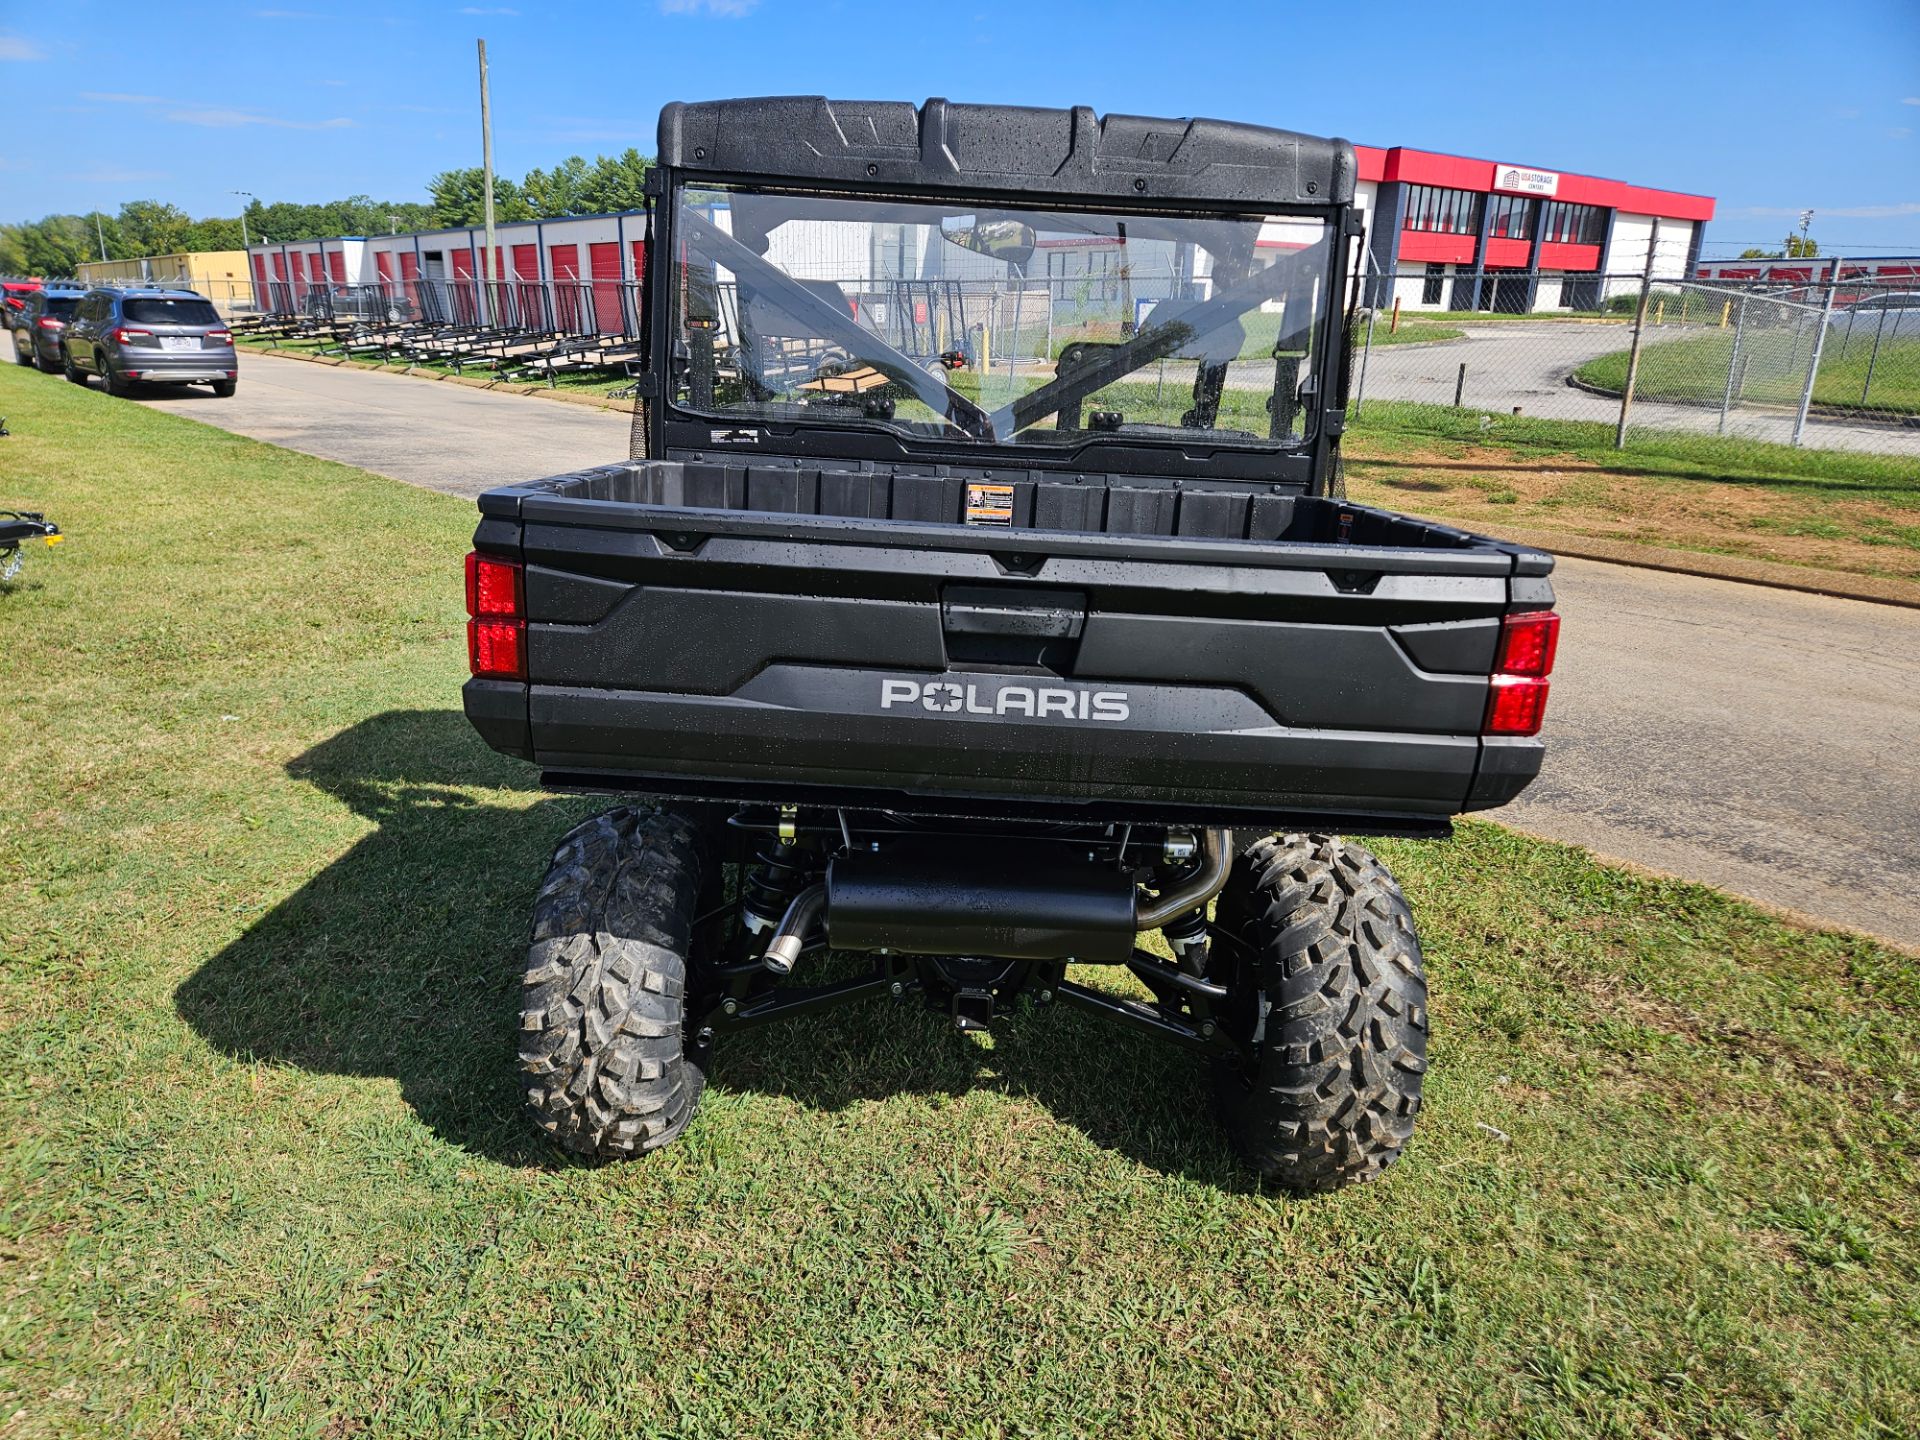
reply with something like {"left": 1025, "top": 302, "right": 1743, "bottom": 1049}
{"left": 114, "top": 327, "right": 151, "bottom": 344}
{"left": 465, "top": 551, "right": 526, "bottom": 679}
{"left": 468, "top": 618, "right": 526, "bottom": 679}
{"left": 1485, "top": 609, "right": 1561, "bottom": 736}
{"left": 207, "top": 329, "right": 232, "bottom": 341}
{"left": 36, "top": 317, "right": 63, "bottom": 330}
{"left": 465, "top": 551, "right": 523, "bottom": 617}
{"left": 1486, "top": 675, "right": 1551, "bottom": 736}
{"left": 1494, "top": 610, "right": 1559, "bottom": 678}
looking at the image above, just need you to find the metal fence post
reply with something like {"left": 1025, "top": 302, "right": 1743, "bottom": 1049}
{"left": 1716, "top": 292, "right": 1746, "bottom": 436}
{"left": 1613, "top": 225, "right": 1659, "bottom": 450}
{"left": 1861, "top": 303, "right": 1889, "bottom": 407}
{"left": 1791, "top": 282, "right": 1838, "bottom": 447}
{"left": 1352, "top": 304, "right": 1378, "bottom": 419}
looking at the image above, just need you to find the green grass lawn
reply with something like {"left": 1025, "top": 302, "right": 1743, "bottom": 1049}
{"left": 1572, "top": 329, "right": 1920, "bottom": 417}
{"left": 1371, "top": 308, "right": 1623, "bottom": 327}
{"left": 1351, "top": 398, "right": 1920, "bottom": 492}
{"left": 1346, "top": 401, "right": 1920, "bottom": 579}
{"left": 3, "top": 363, "right": 1918, "bottom": 1437}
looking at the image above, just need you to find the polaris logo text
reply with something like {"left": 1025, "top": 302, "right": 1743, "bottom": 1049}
{"left": 880, "top": 679, "right": 1131, "bottom": 723}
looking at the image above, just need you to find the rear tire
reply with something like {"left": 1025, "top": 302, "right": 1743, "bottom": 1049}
{"left": 1210, "top": 834, "right": 1429, "bottom": 1193}
{"left": 103, "top": 362, "right": 134, "bottom": 398}
{"left": 211, "top": 378, "right": 237, "bottom": 398}
{"left": 63, "top": 351, "right": 87, "bottom": 385}
{"left": 520, "top": 806, "right": 707, "bottom": 1159}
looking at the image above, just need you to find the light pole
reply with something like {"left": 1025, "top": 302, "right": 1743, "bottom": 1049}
{"left": 1796, "top": 208, "right": 1814, "bottom": 258}
{"left": 232, "top": 190, "right": 254, "bottom": 248}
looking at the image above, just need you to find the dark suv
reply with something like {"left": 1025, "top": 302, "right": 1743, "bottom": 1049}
{"left": 11, "top": 285, "right": 86, "bottom": 371}
{"left": 62, "top": 287, "right": 238, "bottom": 397}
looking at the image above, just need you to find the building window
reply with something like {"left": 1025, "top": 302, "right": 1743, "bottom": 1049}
{"left": 1403, "top": 184, "right": 1481, "bottom": 236}
{"left": 1540, "top": 201, "right": 1605, "bottom": 246}
{"left": 1422, "top": 262, "right": 1445, "bottom": 304}
{"left": 1486, "top": 194, "right": 1534, "bottom": 241}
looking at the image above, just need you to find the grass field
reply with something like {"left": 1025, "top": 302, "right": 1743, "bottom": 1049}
{"left": 1347, "top": 402, "right": 1920, "bottom": 581}
{"left": 1572, "top": 329, "right": 1920, "bottom": 418}
{"left": 3, "top": 364, "right": 1918, "bottom": 1437}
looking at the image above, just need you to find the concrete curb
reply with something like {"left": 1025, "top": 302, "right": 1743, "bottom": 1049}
{"left": 240, "top": 346, "right": 1917, "bottom": 606}
{"left": 1481, "top": 523, "right": 1920, "bottom": 610}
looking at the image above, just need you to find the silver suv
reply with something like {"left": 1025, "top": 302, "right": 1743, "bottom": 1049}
{"left": 62, "top": 287, "right": 238, "bottom": 398}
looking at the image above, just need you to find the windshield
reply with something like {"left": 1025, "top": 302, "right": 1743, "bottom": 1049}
{"left": 124, "top": 297, "right": 220, "bottom": 326}
{"left": 670, "top": 184, "right": 1333, "bottom": 448}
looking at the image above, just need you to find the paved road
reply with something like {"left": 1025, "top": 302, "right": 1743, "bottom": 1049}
{"left": 133, "top": 351, "right": 630, "bottom": 495}
{"left": 138, "top": 353, "right": 1920, "bottom": 949}
{"left": 1351, "top": 321, "right": 1919, "bottom": 457}
{"left": 1504, "top": 559, "right": 1920, "bottom": 949}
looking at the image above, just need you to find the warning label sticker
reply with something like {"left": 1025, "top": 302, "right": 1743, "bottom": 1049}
{"left": 964, "top": 482, "right": 1014, "bottom": 527}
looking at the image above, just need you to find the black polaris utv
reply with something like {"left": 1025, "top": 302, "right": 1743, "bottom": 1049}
{"left": 462, "top": 97, "right": 1560, "bottom": 1192}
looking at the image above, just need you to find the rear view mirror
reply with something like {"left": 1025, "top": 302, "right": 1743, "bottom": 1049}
{"left": 940, "top": 216, "right": 1036, "bottom": 272}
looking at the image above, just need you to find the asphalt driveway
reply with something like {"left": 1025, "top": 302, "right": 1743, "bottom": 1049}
{"left": 131, "top": 351, "right": 630, "bottom": 495}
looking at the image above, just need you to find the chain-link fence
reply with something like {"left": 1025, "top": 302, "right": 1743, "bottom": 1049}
{"left": 1347, "top": 270, "right": 1919, "bottom": 462}
{"left": 46, "top": 253, "right": 1907, "bottom": 465}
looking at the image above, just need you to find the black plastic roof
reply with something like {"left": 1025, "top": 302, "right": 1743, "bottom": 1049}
{"left": 659, "top": 96, "right": 1355, "bottom": 210}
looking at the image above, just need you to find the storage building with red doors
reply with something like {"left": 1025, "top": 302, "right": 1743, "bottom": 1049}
{"left": 245, "top": 133, "right": 1712, "bottom": 325}
{"left": 249, "top": 211, "right": 648, "bottom": 335}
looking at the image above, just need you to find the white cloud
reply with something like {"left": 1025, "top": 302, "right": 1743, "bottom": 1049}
{"left": 459, "top": 5, "right": 519, "bottom": 12}
{"left": 1891, "top": 127, "right": 1913, "bottom": 140}
{"left": 1903, "top": 97, "right": 1920, "bottom": 106}
{"left": 660, "top": 0, "right": 760, "bottom": 14}
{"left": 254, "top": 8, "right": 328, "bottom": 16}
{"left": 167, "top": 107, "right": 354, "bottom": 130}
{"left": 81, "top": 91, "right": 165, "bottom": 104}
{"left": 0, "top": 33, "right": 47, "bottom": 60}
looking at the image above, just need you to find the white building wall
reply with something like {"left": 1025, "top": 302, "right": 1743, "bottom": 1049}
{"left": 1605, "top": 213, "right": 1694, "bottom": 281}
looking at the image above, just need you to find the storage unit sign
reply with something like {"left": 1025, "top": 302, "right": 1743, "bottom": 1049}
{"left": 1494, "top": 165, "right": 1560, "bottom": 197}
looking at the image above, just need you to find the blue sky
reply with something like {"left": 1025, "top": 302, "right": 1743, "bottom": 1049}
{"left": 3, "top": 0, "right": 1917, "bottom": 256}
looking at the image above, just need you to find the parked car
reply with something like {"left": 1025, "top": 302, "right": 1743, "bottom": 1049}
{"left": 11, "top": 285, "right": 86, "bottom": 371}
{"left": 61, "top": 287, "right": 237, "bottom": 397}
{"left": 1831, "top": 291, "right": 1920, "bottom": 340}
{"left": 462, "top": 95, "right": 1562, "bottom": 1193}
{"left": 1, "top": 280, "right": 42, "bottom": 333}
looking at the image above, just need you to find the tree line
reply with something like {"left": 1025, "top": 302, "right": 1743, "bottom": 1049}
{"left": 0, "top": 149, "right": 652, "bottom": 277}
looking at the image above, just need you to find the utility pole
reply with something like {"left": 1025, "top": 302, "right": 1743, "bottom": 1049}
{"left": 232, "top": 190, "right": 254, "bottom": 248}
{"left": 94, "top": 213, "right": 108, "bottom": 262}
{"left": 478, "top": 37, "right": 497, "bottom": 324}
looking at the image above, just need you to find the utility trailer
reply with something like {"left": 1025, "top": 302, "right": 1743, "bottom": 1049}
{"left": 462, "top": 97, "right": 1562, "bottom": 1191}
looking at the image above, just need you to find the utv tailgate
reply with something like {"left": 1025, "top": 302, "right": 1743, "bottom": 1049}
{"left": 465, "top": 462, "right": 1555, "bottom": 829}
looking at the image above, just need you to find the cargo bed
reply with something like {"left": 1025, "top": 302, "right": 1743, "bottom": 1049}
{"left": 464, "top": 461, "right": 1554, "bottom": 831}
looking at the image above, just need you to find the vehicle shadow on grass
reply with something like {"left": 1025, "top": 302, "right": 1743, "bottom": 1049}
{"left": 175, "top": 707, "right": 594, "bottom": 1168}
{"left": 176, "top": 707, "right": 1249, "bottom": 1186}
